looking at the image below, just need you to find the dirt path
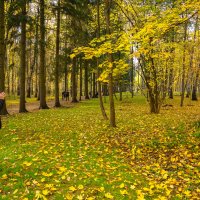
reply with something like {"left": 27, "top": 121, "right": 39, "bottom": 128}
{"left": 7, "top": 99, "right": 74, "bottom": 115}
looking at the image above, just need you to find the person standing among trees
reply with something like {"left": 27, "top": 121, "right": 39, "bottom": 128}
{"left": 0, "top": 92, "right": 6, "bottom": 129}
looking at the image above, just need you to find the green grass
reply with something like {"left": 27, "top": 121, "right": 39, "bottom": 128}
{"left": 0, "top": 95, "right": 200, "bottom": 199}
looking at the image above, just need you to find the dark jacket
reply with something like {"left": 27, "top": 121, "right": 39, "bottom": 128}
{"left": 0, "top": 99, "right": 4, "bottom": 110}
{"left": 0, "top": 99, "right": 5, "bottom": 129}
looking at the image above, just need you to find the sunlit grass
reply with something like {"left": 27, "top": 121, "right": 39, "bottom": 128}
{"left": 0, "top": 94, "right": 200, "bottom": 199}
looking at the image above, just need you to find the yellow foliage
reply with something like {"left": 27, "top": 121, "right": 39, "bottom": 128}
{"left": 105, "top": 193, "right": 114, "bottom": 199}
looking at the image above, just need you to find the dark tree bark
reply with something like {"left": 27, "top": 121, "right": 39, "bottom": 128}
{"left": 84, "top": 60, "right": 90, "bottom": 99}
{"left": 79, "top": 58, "right": 83, "bottom": 101}
{"left": 192, "top": 66, "right": 199, "bottom": 101}
{"left": 119, "top": 81, "right": 122, "bottom": 101}
{"left": 64, "top": 64, "right": 68, "bottom": 92}
{"left": 0, "top": 0, "right": 8, "bottom": 115}
{"left": 92, "top": 72, "right": 96, "bottom": 98}
{"left": 168, "top": 68, "right": 174, "bottom": 99}
{"left": 105, "top": 0, "right": 116, "bottom": 127}
{"left": 28, "top": 11, "right": 39, "bottom": 98}
{"left": 180, "top": 21, "right": 188, "bottom": 107}
{"left": 55, "top": 0, "right": 61, "bottom": 107}
{"left": 39, "top": 0, "right": 48, "bottom": 109}
{"left": 71, "top": 57, "right": 78, "bottom": 102}
{"left": 130, "top": 47, "right": 134, "bottom": 97}
{"left": 11, "top": 54, "right": 15, "bottom": 95}
{"left": 27, "top": 38, "right": 35, "bottom": 98}
{"left": 34, "top": 11, "right": 39, "bottom": 98}
{"left": 191, "top": 15, "right": 199, "bottom": 101}
{"left": 19, "top": 0, "right": 28, "bottom": 113}
{"left": 96, "top": 0, "right": 108, "bottom": 120}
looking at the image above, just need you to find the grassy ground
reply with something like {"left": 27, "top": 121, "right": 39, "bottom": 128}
{"left": 0, "top": 95, "right": 200, "bottom": 200}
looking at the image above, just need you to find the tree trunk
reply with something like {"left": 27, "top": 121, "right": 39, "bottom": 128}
{"left": 27, "top": 40, "right": 33, "bottom": 98}
{"left": 168, "top": 68, "right": 174, "bottom": 99}
{"left": 162, "top": 67, "right": 168, "bottom": 99}
{"left": 140, "top": 55, "right": 161, "bottom": 114}
{"left": 105, "top": 0, "right": 116, "bottom": 127}
{"left": 64, "top": 64, "right": 68, "bottom": 92}
{"left": 7, "top": 60, "right": 10, "bottom": 95}
{"left": 180, "top": 21, "right": 188, "bottom": 107}
{"left": 79, "top": 58, "right": 83, "bottom": 101}
{"left": 39, "top": 0, "right": 48, "bottom": 109}
{"left": 98, "top": 71, "right": 108, "bottom": 120}
{"left": 71, "top": 57, "right": 78, "bottom": 102}
{"left": 55, "top": 0, "right": 61, "bottom": 107}
{"left": 34, "top": 8, "right": 39, "bottom": 98}
{"left": 96, "top": 0, "right": 108, "bottom": 120}
{"left": 119, "top": 81, "right": 122, "bottom": 101}
{"left": 19, "top": 0, "right": 28, "bottom": 113}
{"left": 108, "top": 63, "right": 116, "bottom": 127}
{"left": 84, "top": 60, "right": 89, "bottom": 99}
{"left": 92, "top": 72, "right": 96, "bottom": 98}
{"left": 192, "top": 66, "right": 199, "bottom": 101}
{"left": 191, "top": 15, "right": 199, "bottom": 101}
{"left": 35, "top": 59, "right": 39, "bottom": 98}
{"left": 0, "top": 0, "right": 8, "bottom": 115}
{"left": 11, "top": 54, "right": 15, "bottom": 95}
{"left": 130, "top": 46, "right": 134, "bottom": 97}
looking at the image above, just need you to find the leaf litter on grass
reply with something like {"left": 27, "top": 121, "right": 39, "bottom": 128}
{"left": 0, "top": 96, "right": 200, "bottom": 199}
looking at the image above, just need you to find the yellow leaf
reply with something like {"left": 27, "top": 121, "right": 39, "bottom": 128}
{"left": 58, "top": 166, "right": 67, "bottom": 173}
{"left": 35, "top": 190, "right": 48, "bottom": 200}
{"left": 45, "top": 184, "right": 53, "bottom": 188}
{"left": 32, "top": 180, "right": 40, "bottom": 186}
{"left": 69, "top": 186, "right": 76, "bottom": 192}
{"left": 42, "top": 189, "right": 49, "bottom": 196}
{"left": 50, "top": 187, "right": 57, "bottom": 191}
{"left": 70, "top": 54, "right": 76, "bottom": 59}
{"left": 136, "top": 190, "right": 145, "bottom": 200}
{"left": 120, "top": 190, "right": 128, "bottom": 195}
{"left": 163, "top": 173, "right": 168, "bottom": 179}
{"left": 42, "top": 172, "right": 53, "bottom": 177}
{"left": 166, "top": 189, "right": 171, "bottom": 196}
{"left": 78, "top": 185, "right": 84, "bottom": 190}
{"left": 130, "top": 185, "right": 136, "bottom": 190}
{"left": 119, "top": 183, "right": 125, "bottom": 188}
{"left": 26, "top": 181, "right": 31, "bottom": 186}
{"left": 2, "top": 174, "right": 8, "bottom": 180}
{"left": 160, "top": 169, "right": 167, "bottom": 175}
{"left": 143, "top": 187, "right": 150, "bottom": 191}
{"left": 105, "top": 193, "right": 114, "bottom": 199}
{"left": 66, "top": 193, "right": 74, "bottom": 200}
{"left": 23, "top": 161, "right": 32, "bottom": 167}
{"left": 156, "top": 196, "right": 168, "bottom": 200}
{"left": 184, "top": 190, "right": 191, "bottom": 197}
{"left": 178, "top": 171, "right": 182, "bottom": 176}
{"left": 87, "top": 197, "right": 95, "bottom": 200}
{"left": 77, "top": 195, "right": 84, "bottom": 200}
{"left": 15, "top": 172, "right": 21, "bottom": 177}
{"left": 13, "top": 189, "right": 18, "bottom": 194}
{"left": 41, "top": 178, "right": 45, "bottom": 182}
{"left": 108, "top": 62, "right": 113, "bottom": 68}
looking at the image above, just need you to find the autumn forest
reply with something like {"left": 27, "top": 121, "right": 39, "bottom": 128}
{"left": 0, "top": 0, "right": 200, "bottom": 199}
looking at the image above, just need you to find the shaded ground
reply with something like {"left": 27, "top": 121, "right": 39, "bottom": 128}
{"left": 7, "top": 99, "right": 75, "bottom": 115}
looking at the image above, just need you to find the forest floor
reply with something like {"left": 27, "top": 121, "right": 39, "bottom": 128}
{"left": 0, "top": 95, "right": 200, "bottom": 200}
{"left": 6, "top": 98, "right": 74, "bottom": 115}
